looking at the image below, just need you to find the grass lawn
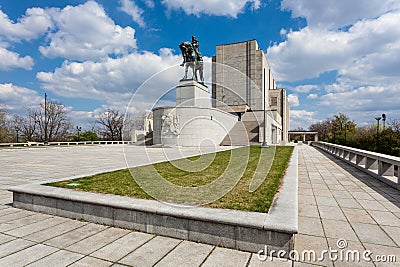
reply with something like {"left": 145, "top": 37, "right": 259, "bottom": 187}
{"left": 46, "top": 146, "right": 294, "bottom": 213}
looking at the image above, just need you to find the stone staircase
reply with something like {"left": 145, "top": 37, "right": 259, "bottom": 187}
{"left": 220, "top": 121, "right": 260, "bottom": 146}
{"left": 134, "top": 131, "right": 153, "bottom": 146}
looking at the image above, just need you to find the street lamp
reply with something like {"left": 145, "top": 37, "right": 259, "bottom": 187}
{"left": 375, "top": 116, "right": 381, "bottom": 150}
{"left": 44, "top": 92, "right": 48, "bottom": 144}
{"left": 382, "top": 113, "right": 386, "bottom": 129}
{"left": 15, "top": 127, "right": 20, "bottom": 143}
{"left": 76, "top": 126, "right": 82, "bottom": 142}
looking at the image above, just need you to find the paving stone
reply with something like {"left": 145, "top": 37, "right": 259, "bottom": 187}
{"left": 248, "top": 255, "right": 292, "bottom": 266}
{"left": 299, "top": 204, "right": 319, "bottom": 218}
{"left": 66, "top": 227, "right": 129, "bottom": 255}
{"left": 315, "top": 196, "right": 339, "bottom": 207}
{"left": 298, "top": 195, "right": 317, "bottom": 205}
{"left": 318, "top": 206, "right": 346, "bottom": 221}
{"left": 342, "top": 208, "right": 377, "bottom": 224}
{"left": 24, "top": 219, "right": 87, "bottom": 242}
{"left": 0, "top": 244, "right": 58, "bottom": 266}
{"left": 91, "top": 231, "right": 153, "bottom": 262}
{"left": 381, "top": 225, "right": 400, "bottom": 246}
{"left": 298, "top": 216, "right": 324, "bottom": 237}
{"left": 155, "top": 240, "right": 213, "bottom": 267}
{"left": 294, "top": 234, "right": 333, "bottom": 267}
{"left": 69, "top": 256, "right": 113, "bottom": 267}
{"left": 335, "top": 198, "right": 362, "bottom": 209}
{"left": 0, "top": 238, "right": 35, "bottom": 258}
{"left": 5, "top": 216, "right": 68, "bottom": 237}
{"left": 313, "top": 189, "right": 333, "bottom": 197}
{"left": 0, "top": 209, "right": 33, "bottom": 223}
{"left": 26, "top": 250, "right": 84, "bottom": 267}
{"left": 351, "top": 222, "right": 396, "bottom": 247}
{"left": 44, "top": 223, "right": 108, "bottom": 248}
{"left": 322, "top": 219, "right": 358, "bottom": 241}
{"left": 121, "top": 236, "right": 180, "bottom": 267}
{"left": 0, "top": 233, "right": 15, "bottom": 245}
{"left": 331, "top": 190, "right": 353, "bottom": 199}
{"left": 0, "top": 213, "right": 52, "bottom": 232}
{"left": 357, "top": 199, "right": 388, "bottom": 211}
{"left": 363, "top": 243, "right": 400, "bottom": 267}
{"left": 368, "top": 210, "right": 400, "bottom": 227}
{"left": 326, "top": 238, "right": 375, "bottom": 267}
{"left": 202, "top": 247, "right": 251, "bottom": 267}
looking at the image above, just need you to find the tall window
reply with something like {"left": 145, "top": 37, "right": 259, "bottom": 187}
{"left": 270, "top": 97, "right": 278, "bottom": 106}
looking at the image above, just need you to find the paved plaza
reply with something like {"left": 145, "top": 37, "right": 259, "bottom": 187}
{"left": 0, "top": 144, "right": 399, "bottom": 266}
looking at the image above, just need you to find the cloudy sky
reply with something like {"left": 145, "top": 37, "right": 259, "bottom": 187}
{"left": 0, "top": 0, "right": 399, "bottom": 129}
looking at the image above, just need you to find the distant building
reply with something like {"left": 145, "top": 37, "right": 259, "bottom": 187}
{"left": 212, "top": 40, "right": 290, "bottom": 145}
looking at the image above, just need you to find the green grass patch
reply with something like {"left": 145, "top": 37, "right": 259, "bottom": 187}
{"left": 46, "top": 146, "right": 294, "bottom": 213}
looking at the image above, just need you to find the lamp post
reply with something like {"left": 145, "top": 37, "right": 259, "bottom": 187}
{"left": 76, "top": 126, "right": 82, "bottom": 141}
{"left": 44, "top": 92, "right": 48, "bottom": 144}
{"left": 382, "top": 113, "right": 386, "bottom": 129}
{"left": 15, "top": 128, "right": 20, "bottom": 143}
{"left": 375, "top": 116, "right": 381, "bottom": 150}
{"left": 261, "top": 69, "right": 269, "bottom": 147}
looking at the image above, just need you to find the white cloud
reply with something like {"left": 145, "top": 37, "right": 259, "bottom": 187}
{"left": 119, "top": 0, "right": 146, "bottom": 28}
{"left": 162, "top": 0, "right": 260, "bottom": 18}
{"left": 0, "top": 8, "right": 53, "bottom": 42}
{"left": 268, "top": 10, "right": 400, "bottom": 82}
{"left": 143, "top": 0, "right": 155, "bottom": 8}
{"left": 307, "top": 93, "right": 318, "bottom": 99}
{"left": 281, "top": 0, "right": 400, "bottom": 28}
{"left": 320, "top": 85, "right": 400, "bottom": 112}
{"left": 39, "top": 1, "right": 137, "bottom": 61}
{"left": 0, "top": 47, "right": 34, "bottom": 70}
{"left": 287, "top": 94, "right": 299, "bottom": 107}
{"left": 290, "top": 109, "right": 317, "bottom": 129}
{"left": 291, "top": 84, "right": 319, "bottom": 93}
{"left": 0, "top": 83, "right": 42, "bottom": 111}
{"left": 37, "top": 49, "right": 182, "bottom": 102}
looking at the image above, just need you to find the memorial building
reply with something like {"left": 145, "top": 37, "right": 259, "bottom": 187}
{"left": 152, "top": 39, "right": 290, "bottom": 146}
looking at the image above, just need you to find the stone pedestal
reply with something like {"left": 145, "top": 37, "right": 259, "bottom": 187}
{"left": 176, "top": 80, "right": 211, "bottom": 108}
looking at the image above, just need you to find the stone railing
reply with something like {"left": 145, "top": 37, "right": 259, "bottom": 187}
{"left": 0, "top": 141, "right": 134, "bottom": 147}
{"left": 312, "top": 141, "right": 400, "bottom": 190}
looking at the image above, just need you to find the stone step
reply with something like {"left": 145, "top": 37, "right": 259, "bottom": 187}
{"left": 220, "top": 121, "right": 260, "bottom": 146}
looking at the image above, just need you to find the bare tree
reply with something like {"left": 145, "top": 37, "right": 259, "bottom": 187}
{"left": 11, "top": 109, "right": 39, "bottom": 142}
{"left": 34, "top": 101, "right": 72, "bottom": 142}
{"left": 96, "top": 109, "right": 124, "bottom": 141}
{"left": 0, "top": 108, "right": 11, "bottom": 142}
{"left": 389, "top": 119, "right": 400, "bottom": 131}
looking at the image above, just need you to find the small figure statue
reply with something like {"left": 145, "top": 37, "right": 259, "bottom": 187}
{"left": 179, "top": 36, "right": 204, "bottom": 84}
{"left": 161, "top": 115, "right": 180, "bottom": 136}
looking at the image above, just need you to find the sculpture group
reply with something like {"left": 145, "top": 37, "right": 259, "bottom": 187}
{"left": 179, "top": 36, "right": 204, "bottom": 84}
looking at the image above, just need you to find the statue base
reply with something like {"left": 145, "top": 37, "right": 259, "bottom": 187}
{"left": 176, "top": 80, "right": 211, "bottom": 108}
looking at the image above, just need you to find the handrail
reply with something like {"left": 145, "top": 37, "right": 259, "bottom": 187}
{"left": 0, "top": 141, "right": 134, "bottom": 147}
{"left": 311, "top": 141, "right": 400, "bottom": 190}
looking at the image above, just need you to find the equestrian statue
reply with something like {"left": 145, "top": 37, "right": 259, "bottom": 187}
{"left": 179, "top": 36, "right": 204, "bottom": 84}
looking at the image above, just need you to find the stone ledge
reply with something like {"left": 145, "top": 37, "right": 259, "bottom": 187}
{"left": 9, "top": 146, "right": 298, "bottom": 254}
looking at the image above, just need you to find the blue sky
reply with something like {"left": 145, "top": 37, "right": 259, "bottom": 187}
{"left": 0, "top": 0, "right": 399, "bottom": 130}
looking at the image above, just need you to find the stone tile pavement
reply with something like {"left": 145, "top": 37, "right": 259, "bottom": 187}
{"left": 0, "top": 144, "right": 399, "bottom": 266}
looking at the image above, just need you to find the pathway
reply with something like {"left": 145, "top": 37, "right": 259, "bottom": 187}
{"left": 0, "top": 144, "right": 398, "bottom": 266}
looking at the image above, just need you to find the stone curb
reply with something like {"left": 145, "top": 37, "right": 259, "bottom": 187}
{"left": 9, "top": 146, "right": 298, "bottom": 254}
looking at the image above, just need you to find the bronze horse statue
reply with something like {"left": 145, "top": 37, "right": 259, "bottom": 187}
{"left": 179, "top": 36, "right": 204, "bottom": 83}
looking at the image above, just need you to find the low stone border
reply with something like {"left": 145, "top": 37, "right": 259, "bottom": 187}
{"left": 9, "top": 147, "right": 298, "bottom": 255}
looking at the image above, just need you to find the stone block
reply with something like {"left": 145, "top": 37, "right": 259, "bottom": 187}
{"left": 83, "top": 203, "right": 114, "bottom": 225}
{"left": 188, "top": 220, "right": 235, "bottom": 248}
{"left": 56, "top": 199, "right": 84, "bottom": 220}
{"left": 114, "top": 208, "right": 147, "bottom": 232}
{"left": 147, "top": 214, "right": 188, "bottom": 239}
{"left": 235, "top": 226, "right": 293, "bottom": 255}
{"left": 32, "top": 195, "right": 57, "bottom": 215}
